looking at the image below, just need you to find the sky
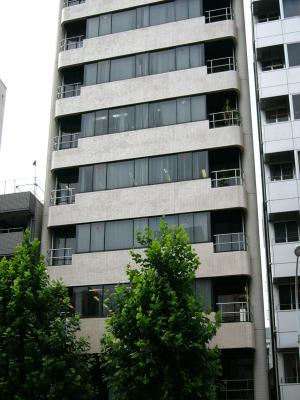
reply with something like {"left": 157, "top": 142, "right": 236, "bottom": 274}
{"left": 0, "top": 0, "right": 59, "bottom": 188}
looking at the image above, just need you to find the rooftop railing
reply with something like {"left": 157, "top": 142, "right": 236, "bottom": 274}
{"left": 54, "top": 132, "right": 80, "bottom": 150}
{"left": 207, "top": 56, "right": 236, "bottom": 74}
{"left": 50, "top": 188, "right": 77, "bottom": 206}
{"left": 60, "top": 35, "right": 85, "bottom": 51}
{"left": 57, "top": 82, "right": 82, "bottom": 99}
{"left": 211, "top": 168, "right": 242, "bottom": 188}
{"left": 205, "top": 7, "right": 233, "bottom": 23}
{"left": 217, "top": 301, "right": 251, "bottom": 323}
{"left": 209, "top": 110, "right": 240, "bottom": 129}
{"left": 0, "top": 178, "right": 44, "bottom": 202}
{"left": 213, "top": 232, "right": 246, "bottom": 253}
{"left": 63, "top": 0, "right": 85, "bottom": 7}
{"left": 219, "top": 379, "right": 254, "bottom": 400}
{"left": 47, "top": 248, "right": 73, "bottom": 266}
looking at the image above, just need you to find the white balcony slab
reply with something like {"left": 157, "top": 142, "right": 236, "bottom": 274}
{"left": 47, "top": 242, "right": 251, "bottom": 287}
{"left": 280, "top": 384, "right": 300, "bottom": 400}
{"left": 51, "top": 122, "right": 244, "bottom": 171}
{"left": 272, "top": 242, "right": 300, "bottom": 279}
{"left": 55, "top": 68, "right": 240, "bottom": 117}
{"left": 210, "top": 322, "right": 255, "bottom": 349}
{"left": 59, "top": 18, "right": 236, "bottom": 68}
{"left": 267, "top": 179, "right": 300, "bottom": 214}
{"left": 276, "top": 310, "right": 298, "bottom": 349}
{"left": 48, "top": 180, "right": 247, "bottom": 227}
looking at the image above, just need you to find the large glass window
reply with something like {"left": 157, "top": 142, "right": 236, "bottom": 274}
{"left": 288, "top": 43, "right": 300, "bottom": 67}
{"left": 105, "top": 220, "right": 134, "bottom": 250}
{"left": 274, "top": 221, "right": 299, "bottom": 243}
{"left": 279, "top": 284, "right": 300, "bottom": 310}
{"left": 293, "top": 94, "right": 300, "bottom": 120}
{"left": 78, "top": 150, "right": 209, "bottom": 193}
{"left": 283, "top": 352, "right": 300, "bottom": 384}
{"left": 81, "top": 95, "right": 206, "bottom": 136}
{"left": 75, "top": 211, "right": 211, "bottom": 254}
{"left": 86, "top": 0, "right": 203, "bottom": 40}
{"left": 270, "top": 163, "right": 293, "bottom": 181}
{"left": 107, "top": 160, "right": 135, "bottom": 189}
{"left": 110, "top": 56, "right": 136, "bottom": 82}
{"left": 82, "top": 43, "right": 205, "bottom": 86}
{"left": 282, "top": 0, "right": 300, "bottom": 18}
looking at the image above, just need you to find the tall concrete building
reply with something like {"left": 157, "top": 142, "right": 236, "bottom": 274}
{"left": 0, "top": 79, "right": 6, "bottom": 148}
{"left": 253, "top": 0, "right": 300, "bottom": 399}
{"left": 42, "top": 1, "right": 269, "bottom": 398}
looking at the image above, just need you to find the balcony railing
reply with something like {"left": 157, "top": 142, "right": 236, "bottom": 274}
{"left": 54, "top": 132, "right": 80, "bottom": 150}
{"left": 219, "top": 379, "right": 254, "bottom": 400}
{"left": 57, "top": 82, "right": 82, "bottom": 99}
{"left": 207, "top": 56, "right": 236, "bottom": 74}
{"left": 0, "top": 227, "right": 24, "bottom": 234}
{"left": 47, "top": 248, "right": 73, "bottom": 266}
{"left": 209, "top": 110, "right": 240, "bottom": 129}
{"left": 217, "top": 301, "right": 251, "bottom": 323}
{"left": 50, "top": 188, "right": 76, "bottom": 206}
{"left": 63, "top": 0, "right": 85, "bottom": 7}
{"left": 211, "top": 169, "right": 242, "bottom": 188}
{"left": 205, "top": 7, "right": 233, "bottom": 23}
{"left": 60, "top": 36, "right": 85, "bottom": 51}
{"left": 213, "top": 232, "right": 246, "bottom": 253}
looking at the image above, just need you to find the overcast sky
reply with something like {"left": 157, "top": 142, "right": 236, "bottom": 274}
{"left": 0, "top": 0, "right": 59, "bottom": 187}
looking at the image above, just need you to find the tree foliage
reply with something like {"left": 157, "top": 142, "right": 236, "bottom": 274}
{"left": 0, "top": 232, "right": 98, "bottom": 400}
{"left": 100, "top": 221, "right": 221, "bottom": 400}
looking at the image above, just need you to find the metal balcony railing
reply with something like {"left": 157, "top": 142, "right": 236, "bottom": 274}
{"left": 64, "top": 0, "right": 85, "bottom": 7}
{"left": 213, "top": 232, "right": 246, "bottom": 253}
{"left": 57, "top": 82, "right": 82, "bottom": 99}
{"left": 60, "top": 36, "right": 85, "bottom": 51}
{"left": 219, "top": 379, "right": 254, "bottom": 400}
{"left": 0, "top": 227, "right": 24, "bottom": 234}
{"left": 205, "top": 7, "right": 233, "bottom": 23}
{"left": 217, "top": 301, "right": 251, "bottom": 323}
{"left": 54, "top": 132, "right": 80, "bottom": 150}
{"left": 47, "top": 248, "right": 73, "bottom": 266}
{"left": 211, "top": 168, "right": 242, "bottom": 188}
{"left": 207, "top": 56, "right": 236, "bottom": 74}
{"left": 50, "top": 188, "right": 76, "bottom": 206}
{"left": 209, "top": 110, "right": 240, "bottom": 129}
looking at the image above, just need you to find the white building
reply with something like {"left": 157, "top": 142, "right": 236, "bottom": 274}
{"left": 253, "top": 0, "right": 300, "bottom": 399}
{"left": 42, "top": 1, "right": 269, "bottom": 398}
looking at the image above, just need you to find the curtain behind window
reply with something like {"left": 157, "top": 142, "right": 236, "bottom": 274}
{"left": 97, "top": 60, "right": 110, "bottom": 83}
{"left": 150, "top": 49, "right": 176, "bottom": 75}
{"left": 105, "top": 220, "right": 134, "bottom": 250}
{"left": 134, "top": 158, "right": 149, "bottom": 186}
{"left": 136, "top": 53, "right": 149, "bottom": 77}
{"left": 188, "top": 0, "right": 203, "bottom": 18}
{"left": 150, "top": 2, "right": 175, "bottom": 26}
{"left": 81, "top": 112, "right": 95, "bottom": 137}
{"left": 194, "top": 212, "right": 211, "bottom": 242}
{"left": 149, "top": 154, "right": 178, "bottom": 184}
{"left": 149, "top": 100, "right": 177, "bottom": 127}
{"left": 107, "top": 160, "right": 134, "bottom": 189}
{"left": 137, "top": 6, "right": 150, "bottom": 28}
{"left": 112, "top": 9, "right": 137, "bottom": 33}
{"left": 110, "top": 56, "right": 136, "bottom": 81}
{"left": 91, "top": 223, "right": 105, "bottom": 252}
{"left": 288, "top": 43, "right": 300, "bottom": 67}
{"left": 195, "top": 278, "right": 213, "bottom": 311}
{"left": 77, "top": 224, "right": 91, "bottom": 253}
{"left": 79, "top": 166, "right": 93, "bottom": 193}
{"left": 99, "top": 14, "right": 112, "bottom": 36}
{"left": 178, "top": 153, "right": 193, "bottom": 181}
{"left": 86, "top": 17, "right": 99, "bottom": 38}
{"left": 109, "top": 106, "right": 135, "bottom": 133}
{"left": 175, "top": 0, "right": 189, "bottom": 20}
{"left": 179, "top": 213, "right": 194, "bottom": 242}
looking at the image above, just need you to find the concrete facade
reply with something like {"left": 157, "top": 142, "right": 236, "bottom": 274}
{"left": 42, "top": 1, "right": 269, "bottom": 398}
{"left": 0, "top": 80, "right": 6, "bottom": 149}
{"left": 253, "top": 0, "right": 300, "bottom": 398}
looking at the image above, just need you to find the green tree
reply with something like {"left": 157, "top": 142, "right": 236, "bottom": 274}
{"left": 100, "top": 221, "right": 221, "bottom": 400}
{"left": 0, "top": 232, "right": 99, "bottom": 400}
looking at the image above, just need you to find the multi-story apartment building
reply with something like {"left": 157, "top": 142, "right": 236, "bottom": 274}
{"left": 0, "top": 79, "right": 6, "bottom": 148}
{"left": 42, "top": 1, "right": 269, "bottom": 398}
{"left": 253, "top": 0, "right": 300, "bottom": 399}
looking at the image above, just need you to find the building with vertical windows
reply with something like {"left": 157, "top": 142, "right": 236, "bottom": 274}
{"left": 253, "top": 0, "right": 300, "bottom": 399}
{"left": 42, "top": 1, "right": 269, "bottom": 398}
{"left": 0, "top": 79, "right": 6, "bottom": 148}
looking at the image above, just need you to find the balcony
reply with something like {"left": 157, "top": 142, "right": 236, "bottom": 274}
{"left": 47, "top": 247, "right": 73, "bottom": 266}
{"left": 50, "top": 188, "right": 76, "bottom": 206}
{"left": 54, "top": 132, "right": 79, "bottom": 150}
{"left": 219, "top": 379, "right": 254, "bottom": 400}
{"left": 57, "top": 82, "right": 81, "bottom": 99}
{"left": 60, "top": 35, "right": 84, "bottom": 52}
{"left": 217, "top": 301, "right": 251, "bottom": 323}
{"left": 204, "top": 6, "right": 233, "bottom": 24}
{"left": 211, "top": 168, "right": 241, "bottom": 188}
{"left": 213, "top": 233, "right": 246, "bottom": 253}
